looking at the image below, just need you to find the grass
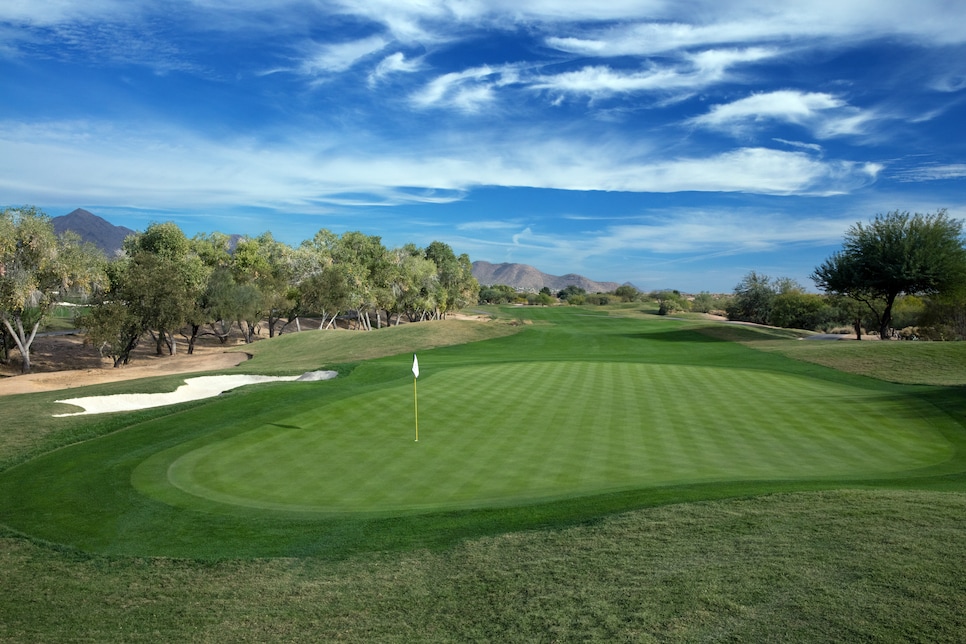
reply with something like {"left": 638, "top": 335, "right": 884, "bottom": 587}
{"left": 2, "top": 305, "right": 966, "bottom": 640}
{"left": 2, "top": 490, "right": 964, "bottom": 642}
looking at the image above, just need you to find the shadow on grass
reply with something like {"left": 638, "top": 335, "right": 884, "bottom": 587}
{"left": 621, "top": 328, "right": 724, "bottom": 343}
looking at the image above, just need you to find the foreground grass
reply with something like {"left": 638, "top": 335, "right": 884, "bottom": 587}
{"left": 2, "top": 489, "right": 964, "bottom": 642}
{"left": 2, "top": 305, "right": 966, "bottom": 639}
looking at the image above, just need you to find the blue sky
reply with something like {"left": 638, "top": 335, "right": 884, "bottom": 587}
{"left": 2, "top": 1, "right": 964, "bottom": 293}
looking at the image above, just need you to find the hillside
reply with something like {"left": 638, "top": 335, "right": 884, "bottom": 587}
{"left": 52, "top": 208, "right": 135, "bottom": 256}
{"left": 472, "top": 260, "right": 621, "bottom": 293}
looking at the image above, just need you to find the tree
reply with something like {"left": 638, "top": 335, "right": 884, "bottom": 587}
{"left": 649, "top": 290, "right": 687, "bottom": 315}
{"left": 812, "top": 210, "right": 966, "bottom": 338}
{"left": 727, "top": 271, "right": 775, "bottom": 325}
{"left": 557, "top": 285, "right": 586, "bottom": 302}
{"left": 0, "top": 207, "right": 105, "bottom": 372}
{"left": 424, "top": 241, "right": 479, "bottom": 319}
{"left": 331, "top": 232, "right": 390, "bottom": 330}
{"left": 770, "top": 291, "right": 829, "bottom": 330}
{"left": 225, "top": 233, "right": 304, "bottom": 339}
{"left": 614, "top": 285, "right": 641, "bottom": 302}
{"left": 125, "top": 222, "right": 207, "bottom": 354}
{"left": 479, "top": 284, "right": 517, "bottom": 304}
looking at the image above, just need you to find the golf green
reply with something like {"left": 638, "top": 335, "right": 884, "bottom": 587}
{"left": 3, "top": 310, "right": 964, "bottom": 558}
{"left": 134, "top": 361, "right": 953, "bottom": 514}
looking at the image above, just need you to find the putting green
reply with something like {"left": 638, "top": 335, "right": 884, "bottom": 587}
{"left": 134, "top": 361, "right": 953, "bottom": 514}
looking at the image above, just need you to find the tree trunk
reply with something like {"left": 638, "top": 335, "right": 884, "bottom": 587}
{"left": 114, "top": 333, "right": 141, "bottom": 367}
{"left": 187, "top": 324, "right": 200, "bottom": 354}
{"left": 211, "top": 320, "right": 232, "bottom": 344}
{"left": 2, "top": 315, "right": 40, "bottom": 374}
{"left": 879, "top": 294, "right": 897, "bottom": 340}
{"left": 152, "top": 330, "right": 164, "bottom": 355}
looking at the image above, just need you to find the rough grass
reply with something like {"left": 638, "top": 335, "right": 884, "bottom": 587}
{"left": 2, "top": 489, "right": 964, "bottom": 642}
{"left": 236, "top": 317, "right": 519, "bottom": 374}
{"left": 753, "top": 338, "right": 966, "bottom": 386}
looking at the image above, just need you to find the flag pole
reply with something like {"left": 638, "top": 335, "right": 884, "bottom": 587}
{"left": 412, "top": 354, "right": 419, "bottom": 442}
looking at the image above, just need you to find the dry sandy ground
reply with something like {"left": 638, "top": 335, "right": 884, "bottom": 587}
{"left": 0, "top": 334, "right": 251, "bottom": 397}
{"left": 0, "top": 314, "right": 491, "bottom": 398}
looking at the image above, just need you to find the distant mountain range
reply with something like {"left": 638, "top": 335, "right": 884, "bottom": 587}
{"left": 52, "top": 208, "right": 134, "bottom": 257}
{"left": 472, "top": 261, "right": 622, "bottom": 293}
{"left": 50, "top": 209, "right": 623, "bottom": 292}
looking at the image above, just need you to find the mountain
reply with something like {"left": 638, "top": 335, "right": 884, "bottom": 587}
{"left": 52, "top": 209, "right": 135, "bottom": 257}
{"left": 472, "top": 261, "right": 622, "bottom": 293}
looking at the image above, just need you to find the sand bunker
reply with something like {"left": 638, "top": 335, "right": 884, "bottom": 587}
{"left": 53, "top": 370, "right": 338, "bottom": 416}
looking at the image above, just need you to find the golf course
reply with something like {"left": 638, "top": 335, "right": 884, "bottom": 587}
{"left": 2, "top": 304, "right": 965, "bottom": 641}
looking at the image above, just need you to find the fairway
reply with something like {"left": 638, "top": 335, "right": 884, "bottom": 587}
{"left": 140, "top": 362, "right": 951, "bottom": 513}
{"left": 1, "top": 307, "right": 964, "bottom": 558}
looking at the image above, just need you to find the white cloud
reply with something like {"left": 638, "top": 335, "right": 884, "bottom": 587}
{"left": 690, "top": 90, "right": 878, "bottom": 139}
{"left": 600, "top": 212, "right": 853, "bottom": 255}
{"left": 892, "top": 164, "right": 966, "bottom": 182}
{"left": 0, "top": 120, "right": 883, "bottom": 218}
{"left": 531, "top": 48, "right": 776, "bottom": 98}
{"left": 411, "top": 64, "right": 520, "bottom": 111}
{"left": 0, "top": 0, "right": 132, "bottom": 25}
{"left": 544, "top": 1, "right": 966, "bottom": 57}
{"left": 368, "top": 52, "right": 422, "bottom": 85}
{"left": 298, "top": 35, "right": 388, "bottom": 75}
{"left": 774, "top": 138, "right": 824, "bottom": 153}
{"left": 457, "top": 220, "right": 523, "bottom": 231}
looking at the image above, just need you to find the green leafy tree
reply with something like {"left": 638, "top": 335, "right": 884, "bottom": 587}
{"left": 299, "top": 263, "right": 355, "bottom": 329}
{"left": 727, "top": 272, "right": 775, "bottom": 325}
{"left": 479, "top": 284, "right": 517, "bottom": 304}
{"left": 920, "top": 288, "right": 966, "bottom": 340}
{"left": 770, "top": 291, "right": 829, "bottom": 330}
{"left": 812, "top": 209, "right": 966, "bottom": 338}
{"left": 691, "top": 291, "right": 731, "bottom": 314}
{"left": 424, "top": 241, "right": 479, "bottom": 319}
{"left": 125, "top": 222, "right": 207, "bottom": 354}
{"left": 0, "top": 207, "right": 105, "bottom": 372}
{"left": 649, "top": 289, "right": 688, "bottom": 315}
{"left": 556, "top": 285, "right": 588, "bottom": 302}
{"left": 614, "top": 285, "right": 641, "bottom": 302}
{"left": 331, "top": 232, "right": 391, "bottom": 330}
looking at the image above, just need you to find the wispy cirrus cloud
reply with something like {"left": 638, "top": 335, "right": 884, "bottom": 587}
{"left": 368, "top": 52, "right": 423, "bottom": 85}
{"left": 531, "top": 47, "right": 776, "bottom": 99}
{"left": 0, "top": 119, "right": 882, "bottom": 213}
{"left": 690, "top": 90, "right": 878, "bottom": 138}
{"left": 297, "top": 35, "right": 388, "bottom": 76}
{"left": 891, "top": 163, "right": 966, "bottom": 182}
{"left": 545, "top": 2, "right": 966, "bottom": 57}
{"left": 411, "top": 64, "right": 522, "bottom": 111}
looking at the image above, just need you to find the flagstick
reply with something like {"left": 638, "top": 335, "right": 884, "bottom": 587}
{"left": 413, "top": 375, "right": 419, "bottom": 442}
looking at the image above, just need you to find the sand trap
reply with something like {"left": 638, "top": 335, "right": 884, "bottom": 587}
{"left": 53, "top": 370, "right": 338, "bottom": 416}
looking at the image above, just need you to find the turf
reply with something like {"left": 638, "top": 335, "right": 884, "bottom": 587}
{"left": 1, "top": 308, "right": 965, "bottom": 559}
{"left": 3, "top": 490, "right": 965, "bottom": 642}
{"left": 3, "top": 306, "right": 966, "bottom": 640}
{"left": 143, "top": 361, "right": 948, "bottom": 513}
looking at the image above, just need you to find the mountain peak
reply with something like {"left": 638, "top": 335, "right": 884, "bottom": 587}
{"left": 52, "top": 209, "right": 136, "bottom": 256}
{"left": 472, "top": 261, "right": 621, "bottom": 293}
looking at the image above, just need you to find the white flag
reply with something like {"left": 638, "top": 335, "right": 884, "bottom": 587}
{"left": 412, "top": 354, "right": 419, "bottom": 378}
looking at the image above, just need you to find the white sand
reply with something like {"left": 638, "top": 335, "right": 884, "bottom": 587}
{"left": 53, "top": 370, "right": 338, "bottom": 416}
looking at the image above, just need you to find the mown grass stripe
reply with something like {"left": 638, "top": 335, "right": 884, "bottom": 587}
{"left": 146, "top": 362, "right": 957, "bottom": 513}
{"left": 4, "top": 308, "right": 965, "bottom": 559}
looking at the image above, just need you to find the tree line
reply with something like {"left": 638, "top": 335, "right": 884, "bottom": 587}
{"left": 725, "top": 210, "right": 966, "bottom": 339}
{"left": 1, "top": 207, "right": 478, "bottom": 372}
